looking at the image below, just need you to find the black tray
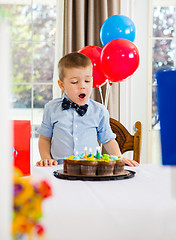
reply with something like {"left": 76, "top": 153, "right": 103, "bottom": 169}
{"left": 53, "top": 169, "right": 136, "bottom": 181}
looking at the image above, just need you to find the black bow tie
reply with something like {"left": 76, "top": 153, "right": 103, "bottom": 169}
{"left": 62, "top": 97, "right": 88, "bottom": 116}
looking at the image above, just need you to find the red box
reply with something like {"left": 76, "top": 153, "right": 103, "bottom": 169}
{"left": 13, "top": 120, "right": 31, "bottom": 176}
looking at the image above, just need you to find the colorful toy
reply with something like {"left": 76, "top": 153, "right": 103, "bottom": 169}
{"left": 12, "top": 167, "right": 52, "bottom": 239}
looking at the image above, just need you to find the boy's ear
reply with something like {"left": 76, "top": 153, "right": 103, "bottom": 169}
{"left": 58, "top": 80, "right": 64, "bottom": 91}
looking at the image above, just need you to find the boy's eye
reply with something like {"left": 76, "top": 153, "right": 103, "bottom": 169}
{"left": 85, "top": 78, "right": 92, "bottom": 83}
{"left": 71, "top": 81, "right": 78, "bottom": 84}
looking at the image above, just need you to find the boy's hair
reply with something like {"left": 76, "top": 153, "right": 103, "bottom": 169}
{"left": 58, "top": 52, "right": 92, "bottom": 81}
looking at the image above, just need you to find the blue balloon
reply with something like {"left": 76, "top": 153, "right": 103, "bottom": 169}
{"left": 100, "top": 15, "right": 136, "bottom": 47}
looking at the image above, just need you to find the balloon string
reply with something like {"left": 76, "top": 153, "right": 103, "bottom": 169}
{"left": 104, "top": 80, "right": 110, "bottom": 108}
{"left": 99, "top": 80, "right": 111, "bottom": 153}
{"left": 98, "top": 85, "right": 104, "bottom": 153}
{"left": 98, "top": 86, "right": 104, "bottom": 105}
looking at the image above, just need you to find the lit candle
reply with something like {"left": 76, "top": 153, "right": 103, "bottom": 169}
{"left": 96, "top": 147, "right": 98, "bottom": 159}
{"left": 96, "top": 146, "right": 101, "bottom": 159}
{"left": 0, "top": 21, "right": 12, "bottom": 240}
{"left": 89, "top": 147, "right": 92, "bottom": 156}
{"left": 84, "top": 147, "right": 87, "bottom": 159}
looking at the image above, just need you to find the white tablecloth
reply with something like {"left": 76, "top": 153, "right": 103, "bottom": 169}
{"left": 32, "top": 164, "right": 176, "bottom": 240}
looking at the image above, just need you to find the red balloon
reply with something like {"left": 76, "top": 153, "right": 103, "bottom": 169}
{"left": 78, "top": 46, "right": 106, "bottom": 88}
{"left": 100, "top": 39, "right": 140, "bottom": 82}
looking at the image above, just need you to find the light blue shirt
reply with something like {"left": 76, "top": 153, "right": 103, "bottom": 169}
{"left": 37, "top": 94, "right": 116, "bottom": 160}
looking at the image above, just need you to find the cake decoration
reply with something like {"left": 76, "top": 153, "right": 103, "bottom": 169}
{"left": 84, "top": 147, "right": 88, "bottom": 158}
{"left": 63, "top": 152, "right": 125, "bottom": 176}
{"left": 110, "top": 155, "right": 119, "bottom": 160}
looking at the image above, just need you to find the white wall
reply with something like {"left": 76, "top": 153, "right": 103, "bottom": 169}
{"left": 132, "top": 0, "right": 148, "bottom": 163}
{"left": 120, "top": 0, "right": 149, "bottom": 163}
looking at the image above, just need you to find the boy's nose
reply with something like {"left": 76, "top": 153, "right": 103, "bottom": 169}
{"left": 80, "top": 83, "right": 85, "bottom": 89}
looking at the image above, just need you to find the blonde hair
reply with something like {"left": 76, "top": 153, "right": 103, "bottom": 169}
{"left": 58, "top": 52, "right": 92, "bottom": 81}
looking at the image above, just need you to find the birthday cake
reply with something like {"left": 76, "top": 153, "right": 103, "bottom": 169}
{"left": 63, "top": 153, "right": 125, "bottom": 176}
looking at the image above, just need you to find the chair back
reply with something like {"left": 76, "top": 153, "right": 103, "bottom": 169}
{"left": 110, "top": 118, "right": 142, "bottom": 163}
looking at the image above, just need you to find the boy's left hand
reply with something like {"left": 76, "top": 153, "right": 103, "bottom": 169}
{"left": 36, "top": 159, "right": 58, "bottom": 167}
{"left": 123, "top": 158, "right": 140, "bottom": 167}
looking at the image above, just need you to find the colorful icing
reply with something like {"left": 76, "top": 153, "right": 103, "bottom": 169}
{"left": 110, "top": 155, "right": 123, "bottom": 161}
{"left": 110, "top": 155, "right": 119, "bottom": 160}
{"left": 102, "top": 154, "right": 110, "bottom": 161}
{"left": 78, "top": 153, "right": 84, "bottom": 158}
{"left": 99, "top": 159, "right": 111, "bottom": 163}
{"left": 87, "top": 155, "right": 95, "bottom": 161}
{"left": 66, "top": 154, "right": 123, "bottom": 162}
{"left": 73, "top": 156, "right": 80, "bottom": 160}
{"left": 67, "top": 155, "right": 80, "bottom": 160}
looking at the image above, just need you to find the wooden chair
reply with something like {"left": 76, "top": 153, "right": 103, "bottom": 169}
{"left": 110, "top": 118, "right": 142, "bottom": 163}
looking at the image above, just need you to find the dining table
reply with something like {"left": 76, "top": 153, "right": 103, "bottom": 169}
{"left": 32, "top": 164, "right": 176, "bottom": 240}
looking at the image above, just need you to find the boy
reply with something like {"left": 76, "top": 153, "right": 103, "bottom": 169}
{"left": 36, "top": 52, "right": 139, "bottom": 167}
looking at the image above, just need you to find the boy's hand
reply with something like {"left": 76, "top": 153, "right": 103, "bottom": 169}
{"left": 36, "top": 159, "right": 58, "bottom": 167}
{"left": 123, "top": 158, "right": 140, "bottom": 167}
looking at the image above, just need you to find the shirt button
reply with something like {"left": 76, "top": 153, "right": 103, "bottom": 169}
{"left": 75, "top": 125, "right": 78, "bottom": 128}
{"left": 75, "top": 137, "right": 78, "bottom": 141}
{"left": 76, "top": 113, "right": 78, "bottom": 116}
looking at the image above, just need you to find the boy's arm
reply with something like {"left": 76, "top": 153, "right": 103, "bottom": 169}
{"left": 103, "top": 139, "right": 139, "bottom": 167}
{"left": 36, "top": 135, "right": 58, "bottom": 167}
{"left": 103, "top": 139, "right": 121, "bottom": 156}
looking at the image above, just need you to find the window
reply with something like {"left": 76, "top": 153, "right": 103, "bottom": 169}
{"left": 151, "top": 0, "right": 176, "bottom": 163}
{"left": 0, "top": 0, "right": 56, "bottom": 163}
{"left": 152, "top": 2, "right": 176, "bottom": 128}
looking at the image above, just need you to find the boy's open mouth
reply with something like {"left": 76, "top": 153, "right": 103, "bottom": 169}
{"left": 79, "top": 93, "right": 86, "bottom": 99}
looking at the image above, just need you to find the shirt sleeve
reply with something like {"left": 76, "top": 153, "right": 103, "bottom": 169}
{"left": 97, "top": 106, "right": 116, "bottom": 144}
{"left": 37, "top": 103, "right": 53, "bottom": 138}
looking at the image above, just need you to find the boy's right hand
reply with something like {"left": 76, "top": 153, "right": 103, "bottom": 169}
{"left": 36, "top": 159, "right": 58, "bottom": 167}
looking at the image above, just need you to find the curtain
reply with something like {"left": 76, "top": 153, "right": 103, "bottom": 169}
{"left": 63, "top": 0, "right": 121, "bottom": 120}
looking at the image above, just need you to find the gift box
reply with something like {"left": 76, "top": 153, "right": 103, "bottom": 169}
{"left": 13, "top": 120, "right": 31, "bottom": 175}
{"left": 157, "top": 69, "right": 176, "bottom": 165}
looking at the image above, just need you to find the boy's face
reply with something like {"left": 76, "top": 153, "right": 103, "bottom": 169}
{"left": 58, "top": 65, "right": 93, "bottom": 106}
